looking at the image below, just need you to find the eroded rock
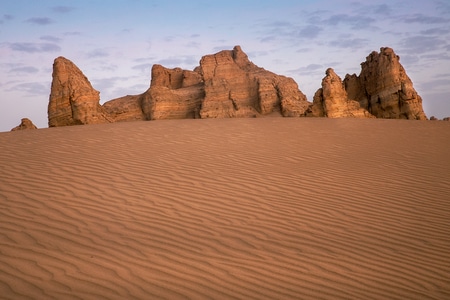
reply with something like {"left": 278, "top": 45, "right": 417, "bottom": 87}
{"left": 11, "top": 118, "right": 38, "bottom": 131}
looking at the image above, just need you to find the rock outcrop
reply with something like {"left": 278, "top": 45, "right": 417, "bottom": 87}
{"left": 48, "top": 46, "right": 311, "bottom": 127}
{"left": 196, "top": 46, "right": 309, "bottom": 118}
{"left": 48, "top": 57, "right": 111, "bottom": 127}
{"left": 11, "top": 118, "right": 38, "bottom": 131}
{"left": 141, "top": 64, "right": 204, "bottom": 120}
{"left": 309, "top": 47, "right": 426, "bottom": 120}
{"left": 309, "top": 68, "right": 374, "bottom": 118}
{"left": 47, "top": 46, "right": 428, "bottom": 127}
{"left": 344, "top": 47, "right": 427, "bottom": 120}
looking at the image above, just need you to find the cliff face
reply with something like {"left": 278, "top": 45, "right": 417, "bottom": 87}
{"left": 344, "top": 47, "right": 427, "bottom": 120}
{"left": 48, "top": 57, "right": 111, "bottom": 127}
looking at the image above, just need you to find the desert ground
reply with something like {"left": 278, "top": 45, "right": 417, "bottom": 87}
{"left": 1, "top": 118, "right": 449, "bottom": 299}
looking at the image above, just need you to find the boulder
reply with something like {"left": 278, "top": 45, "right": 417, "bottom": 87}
{"left": 11, "top": 118, "right": 38, "bottom": 131}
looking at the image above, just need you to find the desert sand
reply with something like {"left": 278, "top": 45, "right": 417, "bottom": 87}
{"left": 1, "top": 118, "right": 449, "bottom": 299}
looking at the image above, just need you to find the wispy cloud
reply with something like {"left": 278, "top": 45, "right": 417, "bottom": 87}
{"left": 329, "top": 37, "right": 368, "bottom": 49}
{"left": 298, "top": 25, "right": 322, "bottom": 39}
{"left": 9, "top": 42, "right": 61, "bottom": 53}
{"left": 86, "top": 49, "right": 110, "bottom": 58}
{"left": 52, "top": 6, "right": 75, "bottom": 13}
{"left": 40, "top": 35, "right": 62, "bottom": 43}
{"left": 8, "top": 66, "right": 39, "bottom": 74}
{"left": 402, "top": 13, "right": 449, "bottom": 24}
{"left": 0, "top": 14, "right": 13, "bottom": 24}
{"left": 6, "top": 82, "right": 48, "bottom": 95}
{"left": 131, "top": 63, "right": 153, "bottom": 74}
{"left": 324, "top": 14, "right": 376, "bottom": 29}
{"left": 25, "top": 17, "right": 54, "bottom": 25}
{"left": 400, "top": 35, "right": 447, "bottom": 54}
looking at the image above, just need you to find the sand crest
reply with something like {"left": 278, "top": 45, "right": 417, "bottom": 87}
{"left": 1, "top": 118, "right": 449, "bottom": 299}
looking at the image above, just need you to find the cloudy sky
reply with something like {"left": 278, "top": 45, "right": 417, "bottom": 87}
{"left": 1, "top": 0, "right": 450, "bottom": 131}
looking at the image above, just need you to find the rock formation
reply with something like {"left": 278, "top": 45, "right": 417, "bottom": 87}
{"left": 308, "top": 68, "right": 374, "bottom": 118}
{"left": 309, "top": 47, "right": 426, "bottom": 120}
{"left": 48, "top": 46, "right": 311, "bottom": 127}
{"left": 141, "top": 64, "right": 204, "bottom": 120}
{"left": 344, "top": 47, "right": 427, "bottom": 120}
{"left": 195, "top": 46, "right": 309, "bottom": 118}
{"left": 48, "top": 57, "right": 111, "bottom": 127}
{"left": 11, "top": 118, "right": 38, "bottom": 131}
{"left": 47, "top": 46, "right": 428, "bottom": 127}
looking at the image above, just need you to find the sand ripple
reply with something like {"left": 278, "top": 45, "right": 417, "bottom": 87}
{"left": 1, "top": 118, "right": 449, "bottom": 299}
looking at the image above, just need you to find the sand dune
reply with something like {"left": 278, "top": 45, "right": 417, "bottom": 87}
{"left": 1, "top": 118, "right": 449, "bottom": 299}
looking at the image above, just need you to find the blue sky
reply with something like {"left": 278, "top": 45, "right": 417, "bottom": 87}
{"left": 1, "top": 0, "right": 450, "bottom": 131}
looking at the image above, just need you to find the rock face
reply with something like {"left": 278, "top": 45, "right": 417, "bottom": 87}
{"left": 48, "top": 46, "right": 310, "bottom": 127}
{"left": 48, "top": 57, "right": 111, "bottom": 127}
{"left": 309, "top": 47, "right": 426, "bottom": 120}
{"left": 344, "top": 47, "right": 427, "bottom": 120}
{"left": 11, "top": 118, "right": 38, "bottom": 131}
{"left": 196, "top": 46, "right": 309, "bottom": 118}
{"left": 141, "top": 64, "right": 204, "bottom": 120}
{"left": 309, "top": 68, "right": 374, "bottom": 118}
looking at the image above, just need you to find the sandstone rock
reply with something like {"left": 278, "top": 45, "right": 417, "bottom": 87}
{"left": 142, "top": 46, "right": 310, "bottom": 120}
{"left": 429, "top": 116, "right": 438, "bottom": 121}
{"left": 48, "top": 57, "right": 111, "bottom": 127}
{"left": 11, "top": 118, "right": 38, "bottom": 131}
{"left": 308, "top": 68, "right": 374, "bottom": 118}
{"left": 141, "top": 64, "right": 204, "bottom": 120}
{"left": 344, "top": 47, "right": 427, "bottom": 120}
{"left": 102, "top": 94, "right": 146, "bottom": 122}
{"left": 443, "top": 117, "right": 450, "bottom": 121}
{"left": 198, "top": 46, "right": 309, "bottom": 118}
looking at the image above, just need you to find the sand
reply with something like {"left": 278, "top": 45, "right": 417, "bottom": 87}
{"left": 1, "top": 118, "right": 449, "bottom": 299}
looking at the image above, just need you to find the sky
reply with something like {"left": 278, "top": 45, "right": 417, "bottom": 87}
{"left": 1, "top": 0, "right": 450, "bottom": 131}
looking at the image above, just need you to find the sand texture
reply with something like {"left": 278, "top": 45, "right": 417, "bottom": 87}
{"left": 1, "top": 118, "right": 449, "bottom": 299}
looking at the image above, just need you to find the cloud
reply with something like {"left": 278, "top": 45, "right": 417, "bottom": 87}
{"left": 25, "top": 17, "right": 54, "bottom": 25}
{"left": 288, "top": 64, "right": 324, "bottom": 76}
{"left": 8, "top": 66, "right": 39, "bottom": 74}
{"left": 6, "top": 82, "right": 48, "bottom": 95}
{"left": 52, "top": 6, "right": 75, "bottom": 13}
{"left": 131, "top": 63, "right": 153, "bottom": 74}
{"left": 400, "top": 35, "right": 447, "bottom": 54}
{"left": 419, "top": 28, "right": 449, "bottom": 35}
{"left": 86, "top": 49, "right": 110, "bottom": 58}
{"left": 298, "top": 25, "right": 322, "bottom": 39}
{"left": 1, "top": 14, "right": 13, "bottom": 24}
{"left": 10, "top": 42, "right": 61, "bottom": 53}
{"left": 157, "top": 56, "right": 197, "bottom": 67}
{"left": 40, "top": 35, "right": 62, "bottom": 43}
{"left": 403, "top": 13, "right": 449, "bottom": 24}
{"left": 325, "top": 14, "right": 376, "bottom": 29}
{"left": 64, "top": 31, "right": 82, "bottom": 36}
{"left": 329, "top": 38, "right": 368, "bottom": 49}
